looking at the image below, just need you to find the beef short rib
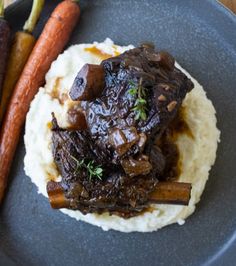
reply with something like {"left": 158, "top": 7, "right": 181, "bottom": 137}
{"left": 48, "top": 44, "right": 194, "bottom": 217}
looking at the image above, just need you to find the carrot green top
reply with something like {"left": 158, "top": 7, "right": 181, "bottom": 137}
{"left": 0, "top": 0, "right": 4, "bottom": 18}
{"left": 23, "top": 0, "right": 45, "bottom": 33}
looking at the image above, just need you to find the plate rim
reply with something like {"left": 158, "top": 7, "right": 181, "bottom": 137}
{"left": 2, "top": 0, "right": 236, "bottom": 265}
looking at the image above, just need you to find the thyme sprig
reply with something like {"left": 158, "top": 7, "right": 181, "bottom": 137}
{"left": 71, "top": 156, "right": 103, "bottom": 180}
{"left": 128, "top": 79, "right": 148, "bottom": 121}
{"left": 87, "top": 161, "right": 103, "bottom": 180}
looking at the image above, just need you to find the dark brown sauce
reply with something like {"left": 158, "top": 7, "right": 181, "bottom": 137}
{"left": 46, "top": 171, "right": 57, "bottom": 182}
{"left": 156, "top": 106, "right": 193, "bottom": 181}
{"left": 139, "top": 108, "right": 193, "bottom": 215}
{"left": 50, "top": 77, "right": 61, "bottom": 100}
{"left": 169, "top": 106, "right": 194, "bottom": 140}
{"left": 50, "top": 77, "right": 69, "bottom": 104}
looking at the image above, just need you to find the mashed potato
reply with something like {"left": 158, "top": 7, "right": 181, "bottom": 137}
{"left": 24, "top": 38, "right": 220, "bottom": 232}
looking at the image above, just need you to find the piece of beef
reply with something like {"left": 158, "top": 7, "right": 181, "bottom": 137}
{"left": 49, "top": 45, "right": 194, "bottom": 217}
{"left": 51, "top": 115, "right": 158, "bottom": 217}
{"left": 84, "top": 46, "right": 193, "bottom": 163}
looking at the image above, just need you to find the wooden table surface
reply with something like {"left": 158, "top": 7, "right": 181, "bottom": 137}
{"left": 3, "top": 0, "right": 236, "bottom": 13}
{"left": 220, "top": 0, "right": 236, "bottom": 12}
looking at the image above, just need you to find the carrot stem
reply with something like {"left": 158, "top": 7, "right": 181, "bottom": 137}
{"left": 0, "top": 0, "right": 4, "bottom": 18}
{"left": 23, "top": 0, "right": 44, "bottom": 33}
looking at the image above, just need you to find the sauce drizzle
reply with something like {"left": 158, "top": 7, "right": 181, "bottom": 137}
{"left": 84, "top": 46, "right": 120, "bottom": 60}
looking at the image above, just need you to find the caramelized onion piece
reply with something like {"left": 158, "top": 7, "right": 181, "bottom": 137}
{"left": 108, "top": 127, "right": 139, "bottom": 156}
{"left": 137, "top": 133, "right": 147, "bottom": 152}
{"left": 67, "top": 108, "right": 87, "bottom": 130}
{"left": 69, "top": 63, "right": 105, "bottom": 101}
{"left": 123, "top": 127, "right": 139, "bottom": 143}
{"left": 108, "top": 128, "right": 126, "bottom": 155}
{"left": 121, "top": 156, "right": 152, "bottom": 177}
{"left": 157, "top": 51, "right": 175, "bottom": 71}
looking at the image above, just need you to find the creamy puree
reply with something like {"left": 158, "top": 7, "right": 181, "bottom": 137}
{"left": 24, "top": 38, "right": 220, "bottom": 232}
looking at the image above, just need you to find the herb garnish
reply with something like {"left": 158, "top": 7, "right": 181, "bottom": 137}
{"left": 128, "top": 79, "right": 148, "bottom": 121}
{"left": 71, "top": 156, "right": 103, "bottom": 180}
{"left": 86, "top": 161, "right": 103, "bottom": 180}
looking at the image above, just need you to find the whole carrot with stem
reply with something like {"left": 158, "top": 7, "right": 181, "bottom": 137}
{"left": 0, "top": 0, "right": 80, "bottom": 203}
{"left": 0, "top": 0, "right": 45, "bottom": 123}
{"left": 0, "top": 0, "right": 11, "bottom": 102}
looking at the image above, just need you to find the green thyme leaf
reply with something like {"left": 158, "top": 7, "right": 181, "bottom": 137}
{"left": 136, "top": 98, "right": 147, "bottom": 105}
{"left": 128, "top": 87, "right": 138, "bottom": 95}
{"left": 95, "top": 168, "right": 103, "bottom": 175}
{"left": 128, "top": 79, "right": 148, "bottom": 121}
{"left": 86, "top": 160, "right": 103, "bottom": 180}
{"left": 70, "top": 155, "right": 103, "bottom": 180}
{"left": 140, "top": 111, "right": 147, "bottom": 121}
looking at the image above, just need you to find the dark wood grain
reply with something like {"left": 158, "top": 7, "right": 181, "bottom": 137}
{"left": 220, "top": 0, "right": 236, "bottom": 13}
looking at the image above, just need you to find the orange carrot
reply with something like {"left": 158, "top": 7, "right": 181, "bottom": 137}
{"left": 0, "top": 0, "right": 11, "bottom": 103}
{"left": 0, "top": 0, "right": 80, "bottom": 203}
{"left": 0, "top": 0, "right": 45, "bottom": 123}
